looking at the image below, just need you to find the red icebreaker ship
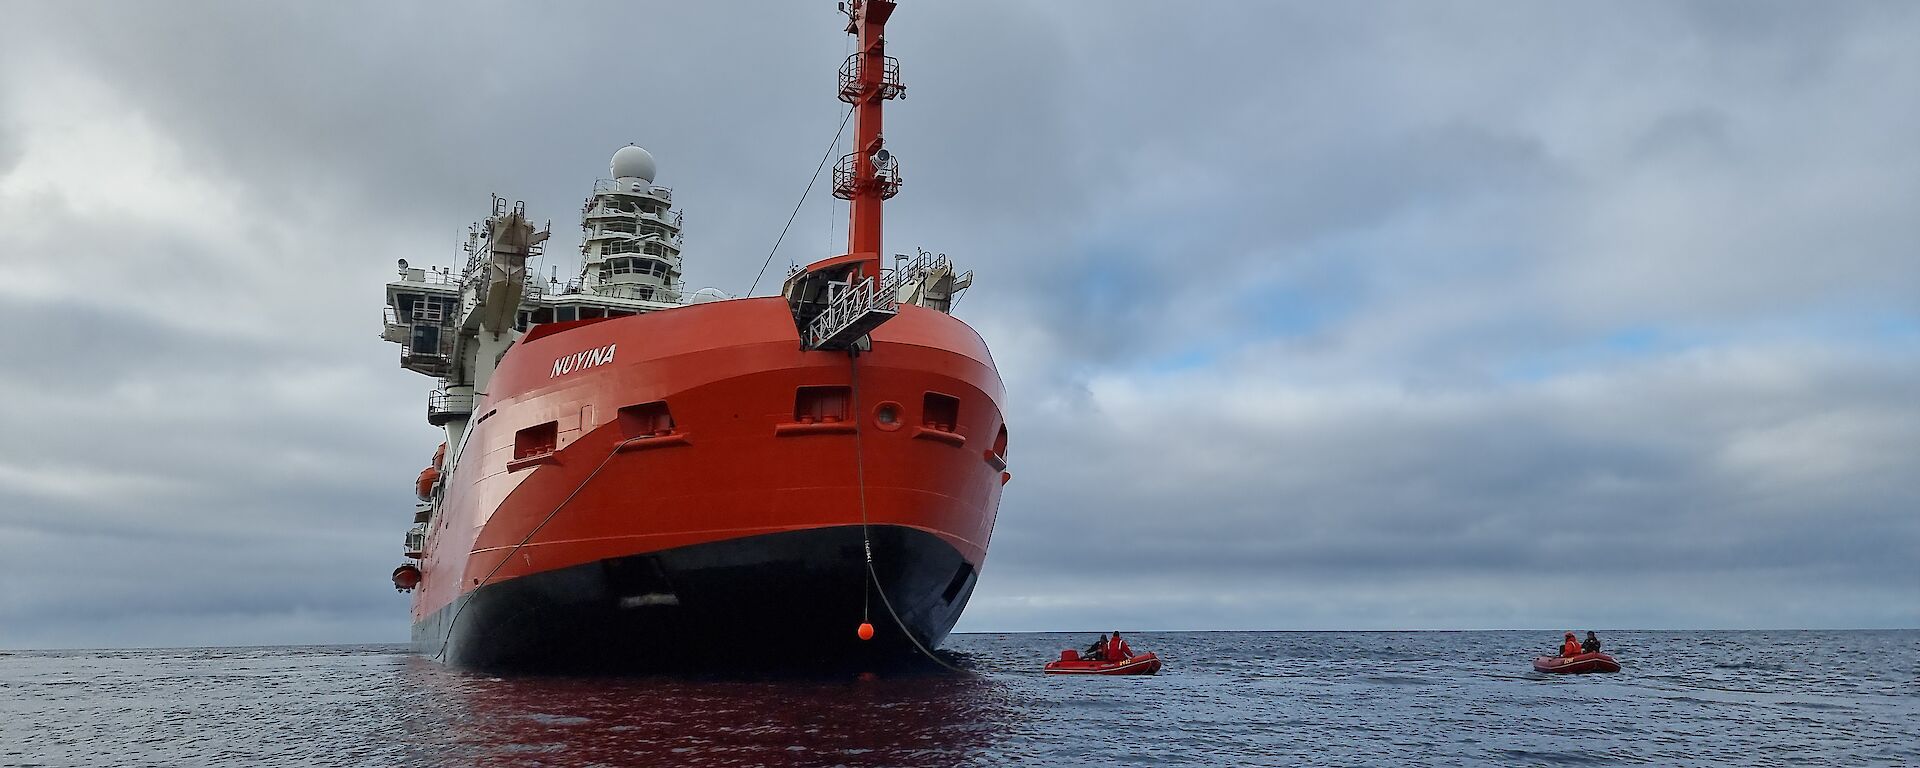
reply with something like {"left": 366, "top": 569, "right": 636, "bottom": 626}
{"left": 379, "top": 1, "right": 1006, "bottom": 669}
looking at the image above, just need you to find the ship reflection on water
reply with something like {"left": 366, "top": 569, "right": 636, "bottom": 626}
{"left": 396, "top": 654, "right": 1020, "bottom": 766}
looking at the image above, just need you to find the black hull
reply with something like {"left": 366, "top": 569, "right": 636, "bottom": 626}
{"left": 412, "top": 525, "right": 979, "bottom": 671}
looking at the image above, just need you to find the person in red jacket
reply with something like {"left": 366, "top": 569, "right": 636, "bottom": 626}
{"left": 1559, "top": 632, "right": 1583, "bottom": 658}
{"left": 1109, "top": 631, "right": 1134, "bottom": 660}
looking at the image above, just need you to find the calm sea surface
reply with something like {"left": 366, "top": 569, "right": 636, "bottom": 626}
{"left": 2, "top": 630, "right": 1914, "bottom": 766}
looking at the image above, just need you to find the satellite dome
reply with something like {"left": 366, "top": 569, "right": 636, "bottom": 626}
{"left": 610, "top": 145, "right": 657, "bottom": 182}
{"left": 690, "top": 287, "right": 730, "bottom": 304}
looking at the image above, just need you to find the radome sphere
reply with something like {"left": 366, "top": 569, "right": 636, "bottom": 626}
{"left": 610, "top": 145, "right": 657, "bottom": 182}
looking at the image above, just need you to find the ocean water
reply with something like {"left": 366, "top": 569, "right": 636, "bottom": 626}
{"left": 2, "top": 630, "right": 1914, "bottom": 767}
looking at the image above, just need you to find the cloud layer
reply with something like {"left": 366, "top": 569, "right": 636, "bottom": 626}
{"left": 2, "top": 1, "right": 1915, "bottom": 647}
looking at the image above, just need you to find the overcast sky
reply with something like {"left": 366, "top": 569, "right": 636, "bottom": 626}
{"left": 2, "top": 1, "right": 1916, "bottom": 649}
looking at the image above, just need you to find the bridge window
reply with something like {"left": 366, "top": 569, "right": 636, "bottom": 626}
{"left": 397, "top": 293, "right": 452, "bottom": 322}
{"left": 601, "top": 258, "right": 670, "bottom": 280}
{"left": 409, "top": 325, "right": 441, "bottom": 355}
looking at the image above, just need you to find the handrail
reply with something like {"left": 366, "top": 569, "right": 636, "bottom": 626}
{"left": 806, "top": 274, "right": 899, "bottom": 349}
{"left": 428, "top": 390, "right": 474, "bottom": 413}
{"left": 592, "top": 179, "right": 673, "bottom": 199}
{"left": 832, "top": 152, "right": 901, "bottom": 201}
{"left": 838, "top": 52, "right": 904, "bottom": 103}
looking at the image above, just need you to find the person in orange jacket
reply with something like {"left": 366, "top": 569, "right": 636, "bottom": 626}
{"left": 1559, "top": 632, "right": 1583, "bottom": 658}
{"left": 1109, "top": 631, "right": 1134, "bottom": 660}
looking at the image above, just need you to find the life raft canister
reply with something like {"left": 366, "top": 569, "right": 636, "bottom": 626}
{"left": 392, "top": 564, "right": 423, "bottom": 592}
{"left": 415, "top": 466, "right": 441, "bottom": 500}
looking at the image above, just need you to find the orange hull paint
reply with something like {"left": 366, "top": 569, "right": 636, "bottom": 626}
{"left": 411, "top": 297, "right": 1006, "bottom": 633}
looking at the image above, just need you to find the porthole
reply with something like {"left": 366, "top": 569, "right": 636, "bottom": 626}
{"left": 873, "top": 401, "right": 904, "bottom": 432}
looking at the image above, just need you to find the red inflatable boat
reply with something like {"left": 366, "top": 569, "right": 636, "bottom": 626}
{"left": 1533, "top": 652, "right": 1621, "bottom": 674}
{"left": 1044, "top": 650, "right": 1162, "bottom": 675}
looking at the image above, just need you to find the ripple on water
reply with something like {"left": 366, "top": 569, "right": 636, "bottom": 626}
{"left": 0, "top": 631, "right": 1915, "bottom": 766}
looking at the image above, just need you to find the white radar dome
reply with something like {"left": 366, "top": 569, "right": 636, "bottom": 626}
{"left": 690, "top": 287, "right": 730, "bottom": 304}
{"left": 610, "top": 145, "right": 657, "bottom": 182}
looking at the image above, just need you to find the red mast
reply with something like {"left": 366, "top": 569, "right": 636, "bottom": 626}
{"left": 782, "top": 0, "right": 911, "bottom": 348}
{"left": 832, "top": 0, "right": 904, "bottom": 283}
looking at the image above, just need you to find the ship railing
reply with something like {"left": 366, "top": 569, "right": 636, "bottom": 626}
{"left": 404, "top": 523, "right": 428, "bottom": 558}
{"left": 395, "top": 267, "right": 461, "bottom": 286}
{"left": 400, "top": 349, "right": 451, "bottom": 377}
{"left": 582, "top": 206, "right": 684, "bottom": 230}
{"left": 832, "top": 152, "right": 901, "bottom": 201}
{"left": 385, "top": 306, "right": 448, "bottom": 327}
{"left": 385, "top": 307, "right": 460, "bottom": 338}
{"left": 806, "top": 274, "right": 898, "bottom": 350}
{"left": 878, "top": 251, "right": 951, "bottom": 295}
{"left": 400, "top": 343, "right": 450, "bottom": 359}
{"left": 593, "top": 179, "right": 673, "bottom": 201}
{"left": 428, "top": 390, "right": 474, "bottom": 426}
{"left": 540, "top": 279, "right": 694, "bottom": 306}
{"left": 838, "top": 52, "right": 905, "bottom": 103}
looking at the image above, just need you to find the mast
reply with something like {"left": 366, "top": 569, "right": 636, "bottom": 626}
{"left": 837, "top": 0, "right": 905, "bottom": 282}
{"left": 782, "top": 0, "right": 920, "bottom": 349}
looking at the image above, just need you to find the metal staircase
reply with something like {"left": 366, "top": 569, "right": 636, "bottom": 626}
{"left": 801, "top": 251, "right": 962, "bottom": 350}
{"left": 806, "top": 275, "right": 897, "bottom": 350}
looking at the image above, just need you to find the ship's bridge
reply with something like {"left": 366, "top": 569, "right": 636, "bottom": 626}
{"left": 577, "top": 146, "right": 687, "bottom": 303}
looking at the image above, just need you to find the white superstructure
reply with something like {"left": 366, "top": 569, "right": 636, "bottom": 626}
{"left": 380, "top": 147, "right": 702, "bottom": 464}
{"left": 578, "top": 145, "right": 686, "bottom": 304}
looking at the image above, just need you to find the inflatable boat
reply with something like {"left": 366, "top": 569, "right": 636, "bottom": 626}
{"left": 1533, "top": 652, "right": 1621, "bottom": 674}
{"left": 1044, "top": 650, "right": 1162, "bottom": 675}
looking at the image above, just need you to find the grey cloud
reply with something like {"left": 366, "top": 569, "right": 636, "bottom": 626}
{"left": 972, "top": 343, "right": 1919, "bottom": 628}
{"left": 2, "top": 1, "right": 1916, "bottom": 647}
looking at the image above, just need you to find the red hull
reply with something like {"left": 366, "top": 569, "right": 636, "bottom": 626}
{"left": 1533, "top": 652, "right": 1621, "bottom": 674}
{"left": 1044, "top": 653, "right": 1163, "bottom": 675}
{"left": 410, "top": 297, "right": 1005, "bottom": 664}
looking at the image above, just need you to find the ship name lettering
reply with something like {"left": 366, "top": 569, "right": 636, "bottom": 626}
{"left": 550, "top": 344, "right": 617, "bottom": 378}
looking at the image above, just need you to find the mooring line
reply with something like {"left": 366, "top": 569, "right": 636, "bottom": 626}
{"left": 849, "top": 349, "right": 967, "bottom": 674}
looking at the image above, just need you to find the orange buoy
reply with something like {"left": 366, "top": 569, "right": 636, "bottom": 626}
{"left": 391, "top": 564, "right": 423, "bottom": 592}
{"left": 857, "top": 622, "right": 875, "bottom": 641}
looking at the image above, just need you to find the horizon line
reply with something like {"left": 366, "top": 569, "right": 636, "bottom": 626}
{"left": 4, "top": 626, "right": 1915, "bottom": 654}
